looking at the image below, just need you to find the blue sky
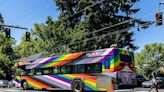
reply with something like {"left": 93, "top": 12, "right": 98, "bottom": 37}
{"left": 0, "top": 0, "right": 164, "bottom": 52}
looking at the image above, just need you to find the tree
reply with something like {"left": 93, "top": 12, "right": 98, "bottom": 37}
{"left": 0, "top": 13, "right": 16, "bottom": 80}
{"left": 0, "top": 13, "right": 4, "bottom": 25}
{"left": 17, "top": 16, "right": 85, "bottom": 56}
{"left": 17, "top": 0, "right": 152, "bottom": 57}
{"left": 135, "top": 43, "right": 164, "bottom": 78}
{"left": 0, "top": 53, "right": 13, "bottom": 80}
{"left": 54, "top": 0, "right": 150, "bottom": 52}
{"left": 16, "top": 35, "right": 40, "bottom": 58}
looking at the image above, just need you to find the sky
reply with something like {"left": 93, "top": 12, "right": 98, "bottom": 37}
{"left": 0, "top": 0, "right": 164, "bottom": 53}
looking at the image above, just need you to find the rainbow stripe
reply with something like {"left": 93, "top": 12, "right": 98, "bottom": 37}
{"left": 17, "top": 74, "right": 106, "bottom": 91}
{"left": 102, "top": 49, "right": 135, "bottom": 73}
{"left": 15, "top": 48, "right": 135, "bottom": 91}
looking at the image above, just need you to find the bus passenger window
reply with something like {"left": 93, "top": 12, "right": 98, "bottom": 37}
{"left": 53, "top": 67, "right": 60, "bottom": 74}
{"left": 61, "top": 66, "right": 72, "bottom": 74}
{"left": 73, "top": 65, "right": 85, "bottom": 73}
{"left": 26, "top": 69, "right": 34, "bottom": 75}
{"left": 61, "top": 66, "right": 67, "bottom": 74}
{"left": 86, "top": 63, "right": 102, "bottom": 73}
{"left": 67, "top": 66, "right": 72, "bottom": 73}
{"left": 35, "top": 68, "right": 42, "bottom": 75}
{"left": 94, "top": 63, "right": 102, "bottom": 73}
{"left": 43, "top": 68, "right": 52, "bottom": 75}
{"left": 86, "top": 64, "right": 94, "bottom": 73}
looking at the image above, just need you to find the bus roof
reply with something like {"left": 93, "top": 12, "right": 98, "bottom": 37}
{"left": 31, "top": 48, "right": 114, "bottom": 64}
{"left": 25, "top": 48, "right": 133, "bottom": 69}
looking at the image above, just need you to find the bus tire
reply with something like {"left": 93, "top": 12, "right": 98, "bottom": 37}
{"left": 72, "top": 79, "right": 84, "bottom": 92}
{"left": 22, "top": 81, "right": 29, "bottom": 90}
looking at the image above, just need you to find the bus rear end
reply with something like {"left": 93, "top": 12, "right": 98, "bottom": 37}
{"left": 116, "top": 50, "right": 137, "bottom": 88}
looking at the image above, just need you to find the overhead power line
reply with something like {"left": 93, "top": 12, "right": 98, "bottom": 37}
{"left": 70, "top": 0, "right": 105, "bottom": 17}
{"left": 47, "top": 19, "right": 162, "bottom": 53}
{"left": 45, "top": 9, "right": 162, "bottom": 50}
{"left": 69, "top": 27, "right": 132, "bottom": 45}
{"left": 12, "top": 0, "right": 45, "bottom": 22}
{"left": 20, "top": 6, "right": 52, "bottom": 24}
{"left": 17, "top": 0, "right": 162, "bottom": 52}
{"left": 46, "top": 20, "right": 148, "bottom": 51}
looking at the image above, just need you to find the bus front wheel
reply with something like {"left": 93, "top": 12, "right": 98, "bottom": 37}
{"left": 72, "top": 79, "right": 84, "bottom": 92}
{"left": 22, "top": 81, "right": 28, "bottom": 90}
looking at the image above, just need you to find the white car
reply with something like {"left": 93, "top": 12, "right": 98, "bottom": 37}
{"left": 142, "top": 80, "right": 152, "bottom": 88}
{"left": 142, "top": 77, "right": 164, "bottom": 88}
{"left": 0, "top": 80, "right": 8, "bottom": 87}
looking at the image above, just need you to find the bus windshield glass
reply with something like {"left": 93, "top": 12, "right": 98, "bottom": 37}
{"left": 120, "top": 54, "right": 132, "bottom": 63}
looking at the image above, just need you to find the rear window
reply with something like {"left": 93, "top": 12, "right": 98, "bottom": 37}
{"left": 120, "top": 54, "right": 132, "bottom": 63}
{"left": 137, "top": 75, "right": 144, "bottom": 78}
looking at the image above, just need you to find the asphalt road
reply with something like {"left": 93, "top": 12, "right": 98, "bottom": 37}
{"left": 0, "top": 87, "right": 163, "bottom": 92}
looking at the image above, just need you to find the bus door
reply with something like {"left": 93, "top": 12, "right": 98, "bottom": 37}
{"left": 15, "top": 65, "right": 26, "bottom": 86}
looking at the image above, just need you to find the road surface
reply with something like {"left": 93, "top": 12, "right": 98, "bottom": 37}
{"left": 0, "top": 87, "right": 163, "bottom": 92}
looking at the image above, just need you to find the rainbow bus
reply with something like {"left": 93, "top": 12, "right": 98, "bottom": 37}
{"left": 13, "top": 48, "right": 137, "bottom": 91}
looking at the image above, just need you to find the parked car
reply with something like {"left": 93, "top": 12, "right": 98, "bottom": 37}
{"left": 142, "top": 77, "right": 164, "bottom": 88}
{"left": 142, "top": 80, "right": 152, "bottom": 88}
{"left": 156, "top": 77, "right": 164, "bottom": 88}
{"left": 0, "top": 80, "right": 8, "bottom": 88}
{"left": 136, "top": 74, "right": 146, "bottom": 86}
{"left": 7, "top": 80, "right": 15, "bottom": 88}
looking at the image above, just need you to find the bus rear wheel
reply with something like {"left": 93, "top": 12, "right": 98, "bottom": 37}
{"left": 72, "top": 80, "right": 84, "bottom": 92}
{"left": 22, "top": 81, "right": 28, "bottom": 90}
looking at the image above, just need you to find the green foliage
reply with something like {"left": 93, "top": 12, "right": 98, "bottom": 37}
{"left": 16, "top": 16, "right": 85, "bottom": 56}
{"left": 17, "top": 1, "right": 150, "bottom": 58}
{"left": 135, "top": 43, "right": 164, "bottom": 78}
{"left": 0, "top": 53, "right": 13, "bottom": 79}
{"left": 0, "top": 14, "right": 16, "bottom": 80}
{"left": 54, "top": 0, "right": 150, "bottom": 52}
{"left": 16, "top": 34, "right": 43, "bottom": 58}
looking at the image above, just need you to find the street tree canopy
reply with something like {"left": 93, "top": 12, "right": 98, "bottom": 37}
{"left": 17, "top": 0, "right": 152, "bottom": 57}
{"left": 135, "top": 43, "right": 164, "bottom": 78}
{"left": 54, "top": 0, "right": 150, "bottom": 52}
{"left": 0, "top": 13, "right": 16, "bottom": 80}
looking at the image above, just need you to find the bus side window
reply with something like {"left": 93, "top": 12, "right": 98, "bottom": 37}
{"left": 86, "top": 64, "right": 95, "bottom": 73}
{"left": 94, "top": 63, "right": 102, "bottom": 73}
{"left": 43, "top": 68, "right": 52, "bottom": 75}
{"left": 61, "top": 66, "right": 72, "bottom": 74}
{"left": 35, "top": 68, "right": 42, "bottom": 75}
{"left": 26, "top": 69, "right": 34, "bottom": 75}
{"left": 73, "top": 65, "right": 85, "bottom": 73}
{"left": 86, "top": 63, "right": 102, "bottom": 73}
{"left": 61, "top": 66, "right": 67, "bottom": 74}
{"left": 53, "top": 67, "right": 60, "bottom": 74}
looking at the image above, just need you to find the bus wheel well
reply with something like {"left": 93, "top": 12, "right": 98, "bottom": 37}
{"left": 21, "top": 79, "right": 26, "bottom": 87}
{"left": 73, "top": 78, "right": 83, "bottom": 81}
{"left": 71, "top": 79, "right": 85, "bottom": 92}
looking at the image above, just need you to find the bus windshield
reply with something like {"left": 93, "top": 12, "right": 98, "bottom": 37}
{"left": 120, "top": 54, "right": 132, "bottom": 63}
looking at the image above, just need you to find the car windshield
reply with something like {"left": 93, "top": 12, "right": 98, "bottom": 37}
{"left": 137, "top": 75, "right": 145, "bottom": 78}
{"left": 156, "top": 77, "right": 164, "bottom": 80}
